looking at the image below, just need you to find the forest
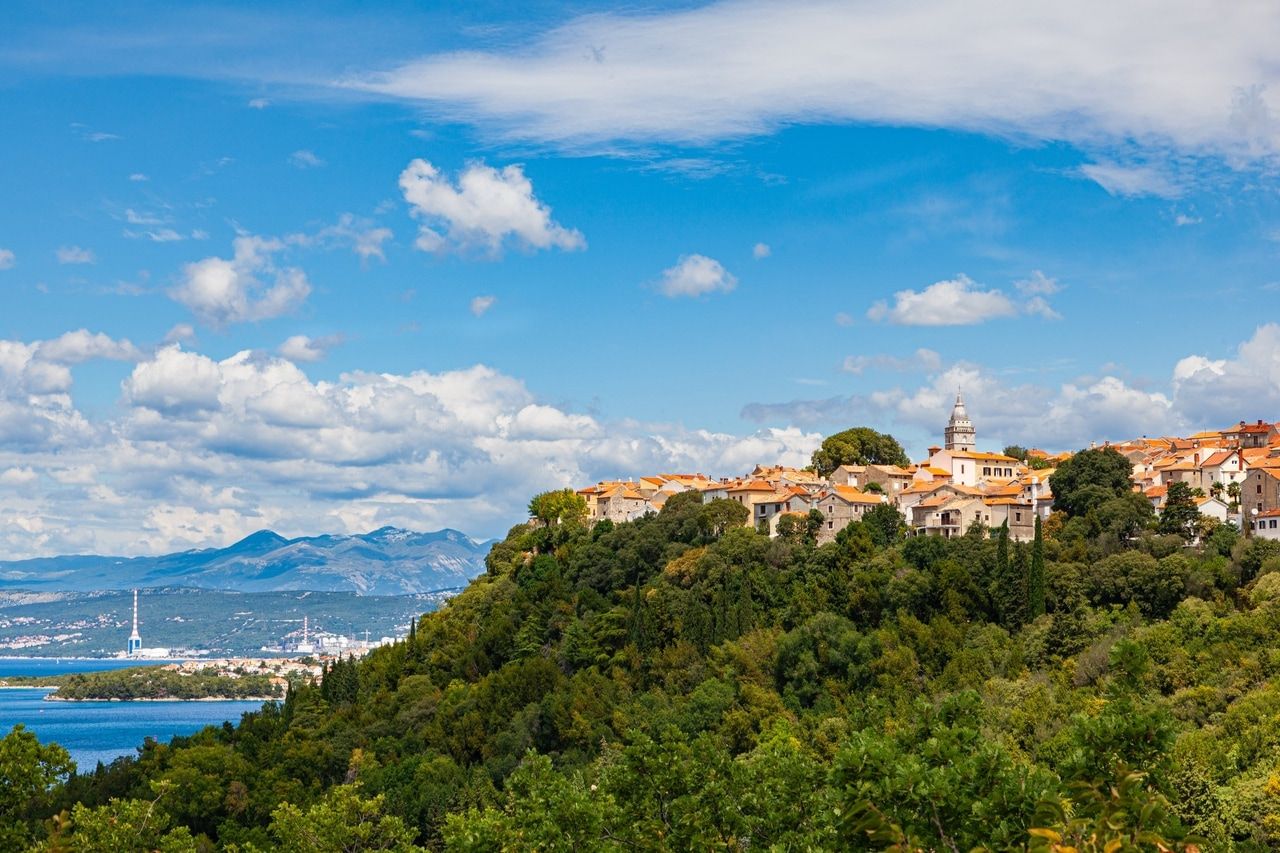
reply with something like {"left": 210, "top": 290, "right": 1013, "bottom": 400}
{"left": 2, "top": 666, "right": 286, "bottom": 702}
{"left": 4, "top": 446, "right": 1280, "bottom": 850}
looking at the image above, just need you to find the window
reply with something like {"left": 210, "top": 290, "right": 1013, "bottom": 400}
{"left": 983, "top": 467, "right": 991, "bottom": 476}
{"left": 1015, "top": 512, "right": 1022, "bottom": 521}
{"left": 960, "top": 464, "right": 966, "bottom": 474}
{"left": 1272, "top": 519, "right": 1278, "bottom": 529}
{"left": 827, "top": 521, "right": 833, "bottom": 529}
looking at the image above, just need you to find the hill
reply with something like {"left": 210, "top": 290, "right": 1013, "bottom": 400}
{"left": 7, "top": 492, "right": 1280, "bottom": 849}
{"left": 0, "top": 527, "right": 492, "bottom": 595}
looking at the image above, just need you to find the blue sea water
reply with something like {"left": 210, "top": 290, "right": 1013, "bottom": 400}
{"left": 0, "top": 658, "right": 266, "bottom": 769}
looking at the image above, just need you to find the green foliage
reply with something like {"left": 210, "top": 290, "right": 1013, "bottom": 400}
{"left": 527, "top": 488, "right": 588, "bottom": 526}
{"left": 268, "top": 784, "right": 422, "bottom": 852}
{"left": 35, "top": 666, "right": 283, "bottom": 701}
{"left": 1028, "top": 514, "right": 1047, "bottom": 619}
{"left": 1050, "top": 447, "right": 1135, "bottom": 518}
{"left": 1158, "top": 481, "right": 1202, "bottom": 541}
{"left": 0, "top": 725, "right": 72, "bottom": 851}
{"left": 810, "top": 426, "right": 909, "bottom": 478}
{"left": 17, "top": 484, "right": 1280, "bottom": 851}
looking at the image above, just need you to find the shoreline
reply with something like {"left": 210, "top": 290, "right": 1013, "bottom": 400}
{"left": 42, "top": 694, "right": 279, "bottom": 703}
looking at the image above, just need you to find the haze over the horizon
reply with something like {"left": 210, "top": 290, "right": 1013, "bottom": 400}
{"left": 3, "top": 0, "right": 1280, "bottom": 558}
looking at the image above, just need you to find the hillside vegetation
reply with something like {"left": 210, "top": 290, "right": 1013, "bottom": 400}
{"left": 2, "top": 666, "right": 284, "bottom": 701}
{"left": 7, "top": 488, "right": 1280, "bottom": 850}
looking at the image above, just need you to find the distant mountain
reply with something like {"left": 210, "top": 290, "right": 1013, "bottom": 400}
{"left": 0, "top": 527, "right": 493, "bottom": 595}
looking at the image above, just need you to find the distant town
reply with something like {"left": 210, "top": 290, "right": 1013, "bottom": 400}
{"left": 571, "top": 394, "right": 1278, "bottom": 544}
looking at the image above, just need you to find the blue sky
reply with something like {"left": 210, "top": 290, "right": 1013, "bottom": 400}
{"left": 2, "top": 0, "right": 1280, "bottom": 555}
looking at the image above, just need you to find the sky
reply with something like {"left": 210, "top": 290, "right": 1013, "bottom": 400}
{"left": 3, "top": 0, "right": 1280, "bottom": 556}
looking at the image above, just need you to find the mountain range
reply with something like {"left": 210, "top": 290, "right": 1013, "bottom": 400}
{"left": 0, "top": 527, "right": 493, "bottom": 595}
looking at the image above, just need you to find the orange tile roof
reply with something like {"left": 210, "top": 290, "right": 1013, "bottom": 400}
{"left": 728, "top": 479, "right": 777, "bottom": 493}
{"left": 829, "top": 485, "right": 883, "bottom": 505}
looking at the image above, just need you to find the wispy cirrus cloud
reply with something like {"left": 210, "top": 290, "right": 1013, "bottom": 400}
{"left": 345, "top": 0, "right": 1280, "bottom": 178}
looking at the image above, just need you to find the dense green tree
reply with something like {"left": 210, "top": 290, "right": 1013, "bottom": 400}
{"left": 810, "top": 427, "right": 909, "bottom": 477}
{"left": 1003, "top": 444, "right": 1029, "bottom": 461}
{"left": 268, "top": 784, "right": 422, "bottom": 852}
{"left": 527, "top": 488, "right": 588, "bottom": 526}
{"left": 1049, "top": 447, "right": 1133, "bottom": 517}
{"left": 1158, "top": 481, "right": 1202, "bottom": 541}
{"left": 1028, "top": 514, "right": 1046, "bottom": 619}
{"left": 0, "top": 725, "right": 73, "bottom": 851}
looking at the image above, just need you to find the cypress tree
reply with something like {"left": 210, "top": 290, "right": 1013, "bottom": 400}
{"left": 1028, "top": 514, "right": 1046, "bottom": 619}
{"left": 992, "top": 522, "right": 1022, "bottom": 629}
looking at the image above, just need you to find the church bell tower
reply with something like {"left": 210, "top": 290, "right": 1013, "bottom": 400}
{"left": 944, "top": 392, "right": 977, "bottom": 452}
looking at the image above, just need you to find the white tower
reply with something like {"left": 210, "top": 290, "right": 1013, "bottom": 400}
{"left": 127, "top": 589, "right": 142, "bottom": 656}
{"left": 944, "top": 392, "right": 977, "bottom": 452}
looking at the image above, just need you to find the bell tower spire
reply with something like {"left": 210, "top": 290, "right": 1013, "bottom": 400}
{"left": 944, "top": 391, "right": 977, "bottom": 452}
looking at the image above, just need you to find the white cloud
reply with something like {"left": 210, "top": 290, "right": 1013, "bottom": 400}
{"left": 170, "top": 235, "right": 311, "bottom": 326}
{"left": 37, "top": 330, "right": 141, "bottom": 364}
{"left": 843, "top": 348, "right": 942, "bottom": 376}
{"left": 744, "top": 357, "right": 1179, "bottom": 452}
{"left": 834, "top": 312, "right": 854, "bottom": 327}
{"left": 869, "top": 272, "right": 1065, "bottom": 325}
{"left": 470, "top": 295, "right": 496, "bottom": 317}
{"left": 313, "top": 213, "right": 393, "bottom": 262}
{"left": 288, "top": 149, "right": 325, "bottom": 169}
{"left": 56, "top": 246, "right": 95, "bottom": 265}
{"left": 1174, "top": 213, "right": 1202, "bottom": 226}
{"left": 868, "top": 274, "right": 1017, "bottom": 325}
{"left": 278, "top": 334, "right": 342, "bottom": 363}
{"left": 0, "top": 249, "right": 14, "bottom": 270}
{"left": 248, "top": 98, "right": 270, "bottom": 109}
{"left": 658, "top": 254, "right": 737, "bottom": 298}
{"left": 1014, "top": 270, "right": 1062, "bottom": 296}
{"left": 129, "top": 173, "right": 149, "bottom": 182}
{"left": 346, "top": 1, "right": 1280, "bottom": 170}
{"left": 1172, "top": 323, "right": 1280, "bottom": 423}
{"left": 1079, "top": 162, "right": 1182, "bottom": 198}
{"left": 752, "top": 242, "right": 771, "bottom": 259}
{"left": 164, "top": 323, "right": 196, "bottom": 345}
{"left": 398, "top": 158, "right": 585, "bottom": 254}
{"left": 0, "top": 467, "right": 38, "bottom": 486}
{"left": 0, "top": 332, "right": 829, "bottom": 556}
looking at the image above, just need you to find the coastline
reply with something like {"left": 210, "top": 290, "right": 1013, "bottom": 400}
{"left": 42, "top": 694, "right": 280, "bottom": 703}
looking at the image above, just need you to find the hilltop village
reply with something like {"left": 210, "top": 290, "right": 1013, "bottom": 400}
{"left": 572, "top": 394, "right": 1280, "bottom": 544}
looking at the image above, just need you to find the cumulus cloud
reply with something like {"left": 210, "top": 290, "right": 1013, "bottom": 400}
{"left": 752, "top": 242, "right": 771, "bottom": 259}
{"left": 346, "top": 0, "right": 1280, "bottom": 171}
{"left": 745, "top": 356, "right": 1179, "bottom": 453}
{"left": 398, "top": 158, "right": 585, "bottom": 254}
{"left": 37, "top": 330, "right": 141, "bottom": 364}
{"left": 278, "top": 334, "right": 342, "bottom": 362}
{"left": 1172, "top": 323, "right": 1280, "bottom": 423}
{"left": 470, "top": 295, "right": 496, "bottom": 316}
{"left": 169, "top": 235, "right": 311, "bottom": 326}
{"left": 868, "top": 274, "right": 1017, "bottom": 325}
{"left": 288, "top": 149, "right": 325, "bottom": 169}
{"left": 869, "top": 272, "right": 1065, "bottom": 325}
{"left": 164, "top": 323, "right": 196, "bottom": 345}
{"left": 0, "top": 332, "right": 829, "bottom": 556}
{"left": 658, "top": 254, "right": 737, "bottom": 298}
{"left": 0, "top": 466, "right": 37, "bottom": 485}
{"left": 0, "top": 249, "right": 14, "bottom": 269}
{"left": 56, "top": 246, "right": 95, "bottom": 265}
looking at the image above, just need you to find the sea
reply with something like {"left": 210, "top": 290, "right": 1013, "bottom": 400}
{"left": 0, "top": 658, "right": 267, "bottom": 769}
